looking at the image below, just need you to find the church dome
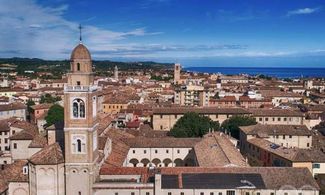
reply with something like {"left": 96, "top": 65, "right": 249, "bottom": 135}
{"left": 70, "top": 43, "right": 91, "bottom": 60}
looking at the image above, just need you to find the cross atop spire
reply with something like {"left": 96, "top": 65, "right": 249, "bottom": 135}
{"left": 79, "top": 24, "right": 83, "bottom": 43}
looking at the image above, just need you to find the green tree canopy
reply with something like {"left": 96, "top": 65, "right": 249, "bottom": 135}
{"left": 26, "top": 99, "right": 35, "bottom": 113}
{"left": 45, "top": 104, "right": 64, "bottom": 127}
{"left": 169, "top": 112, "right": 219, "bottom": 138}
{"left": 221, "top": 115, "right": 257, "bottom": 139}
{"left": 40, "top": 93, "right": 61, "bottom": 104}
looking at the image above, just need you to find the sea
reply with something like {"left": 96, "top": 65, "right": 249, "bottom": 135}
{"left": 184, "top": 67, "right": 325, "bottom": 78}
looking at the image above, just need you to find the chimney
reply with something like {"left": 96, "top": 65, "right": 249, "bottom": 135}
{"left": 46, "top": 125, "right": 57, "bottom": 145}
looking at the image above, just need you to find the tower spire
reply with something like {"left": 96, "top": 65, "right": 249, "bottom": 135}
{"left": 79, "top": 24, "right": 83, "bottom": 43}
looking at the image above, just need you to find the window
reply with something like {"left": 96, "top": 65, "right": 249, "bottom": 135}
{"left": 115, "top": 193, "right": 118, "bottom": 195}
{"left": 278, "top": 117, "right": 281, "bottom": 121}
{"left": 313, "top": 163, "right": 320, "bottom": 169}
{"left": 72, "top": 136, "right": 86, "bottom": 154}
{"left": 23, "top": 166, "right": 28, "bottom": 174}
{"left": 256, "top": 193, "right": 260, "bottom": 195}
{"left": 133, "top": 150, "right": 135, "bottom": 154}
{"left": 4, "top": 138, "right": 8, "bottom": 144}
{"left": 131, "top": 192, "right": 135, "bottom": 195}
{"left": 160, "top": 115, "right": 163, "bottom": 119}
{"left": 216, "top": 114, "right": 218, "bottom": 118}
{"left": 77, "top": 81, "right": 81, "bottom": 86}
{"left": 265, "top": 118, "right": 268, "bottom": 121}
{"left": 259, "top": 118, "right": 262, "bottom": 122}
{"left": 272, "top": 117, "right": 275, "bottom": 121}
{"left": 210, "top": 193, "right": 214, "bottom": 195}
{"left": 13, "top": 143, "right": 17, "bottom": 149}
{"left": 166, "top": 149, "right": 169, "bottom": 153}
{"left": 181, "top": 193, "right": 184, "bottom": 195}
{"left": 270, "top": 193, "right": 274, "bottom": 195}
{"left": 245, "top": 192, "right": 250, "bottom": 195}
{"left": 283, "top": 135, "right": 285, "bottom": 139}
{"left": 284, "top": 117, "right": 287, "bottom": 121}
{"left": 307, "top": 143, "right": 310, "bottom": 147}
{"left": 73, "top": 99, "right": 85, "bottom": 118}
{"left": 177, "top": 149, "right": 180, "bottom": 153}
{"left": 219, "top": 193, "right": 222, "bottom": 195}
{"left": 168, "top": 192, "right": 172, "bottom": 195}
{"left": 77, "top": 139, "right": 82, "bottom": 152}
{"left": 144, "top": 150, "right": 147, "bottom": 154}
{"left": 226, "top": 191, "right": 235, "bottom": 195}
{"left": 174, "top": 114, "right": 177, "bottom": 119}
{"left": 200, "top": 193, "right": 204, "bottom": 195}
{"left": 77, "top": 63, "right": 81, "bottom": 71}
{"left": 160, "top": 125, "right": 163, "bottom": 130}
{"left": 155, "top": 150, "right": 158, "bottom": 154}
{"left": 146, "top": 193, "right": 150, "bottom": 195}
{"left": 289, "top": 135, "right": 292, "bottom": 138}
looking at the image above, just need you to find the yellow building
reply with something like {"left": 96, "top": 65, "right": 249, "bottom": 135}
{"left": 102, "top": 99, "right": 128, "bottom": 114}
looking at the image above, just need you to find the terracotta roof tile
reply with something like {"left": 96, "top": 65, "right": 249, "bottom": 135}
{"left": 28, "top": 135, "right": 47, "bottom": 148}
{"left": 153, "top": 107, "right": 250, "bottom": 115}
{"left": 240, "top": 124, "right": 311, "bottom": 136}
{"left": 0, "top": 160, "right": 29, "bottom": 192}
{"left": 159, "top": 167, "right": 319, "bottom": 190}
{"left": 249, "top": 108, "right": 303, "bottom": 117}
{"left": 29, "top": 143, "right": 64, "bottom": 165}
{"left": 122, "top": 137, "right": 201, "bottom": 148}
{"left": 0, "top": 102, "right": 26, "bottom": 112}
{"left": 194, "top": 133, "right": 247, "bottom": 167}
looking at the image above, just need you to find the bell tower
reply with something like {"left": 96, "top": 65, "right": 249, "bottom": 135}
{"left": 174, "top": 63, "right": 181, "bottom": 84}
{"left": 64, "top": 38, "right": 98, "bottom": 195}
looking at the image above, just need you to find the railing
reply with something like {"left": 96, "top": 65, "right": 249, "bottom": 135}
{"left": 64, "top": 84, "right": 98, "bottom": 92}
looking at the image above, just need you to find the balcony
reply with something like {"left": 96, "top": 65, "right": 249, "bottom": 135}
{"left": 64, "top": 84, "right": 98, "bottom": 92}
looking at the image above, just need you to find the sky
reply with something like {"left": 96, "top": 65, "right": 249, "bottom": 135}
{"left": 1, "top": 0, "right": 325, "bottom": 67}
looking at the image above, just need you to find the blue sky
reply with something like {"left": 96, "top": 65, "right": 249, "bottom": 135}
{"left": 1, "top": 0, "right": 325, "bottom": 67}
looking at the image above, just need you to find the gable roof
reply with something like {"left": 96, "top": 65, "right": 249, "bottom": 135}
{"left": 29, "top": 143, "right": 64, "bottom": 165}
{"left": 194, "top": 133, "right": 247, "bottom": 167}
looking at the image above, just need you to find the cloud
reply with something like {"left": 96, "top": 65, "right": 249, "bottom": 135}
{"left": 287, "top": 7, "right": 321, "bottom": 16}
{"left": 0, "top": 0, "right": 162, "bottom": 59}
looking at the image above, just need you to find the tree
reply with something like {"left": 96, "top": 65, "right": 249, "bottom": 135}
{"left": 40, "top": 93, "right": 61, "bottom": 104}
{"left": 26, "top": 99, "right": 35, "bottom": 114}
{"left": 221, "top": 115, "right": 257, "bottom": 139}
{"left": 45, "top": 104, "right": 64, "bottom": 127}
{"left": 169, "top": 112, "right": 219, "bottom": 138}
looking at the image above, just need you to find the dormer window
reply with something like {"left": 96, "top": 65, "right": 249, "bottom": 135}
{"left": 73, "top": 99, "right": 85, "bottom": 118}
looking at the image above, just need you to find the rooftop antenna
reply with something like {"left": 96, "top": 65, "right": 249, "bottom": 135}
{"left": 79, "top": 24, "right": 83, "bottom": 43}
